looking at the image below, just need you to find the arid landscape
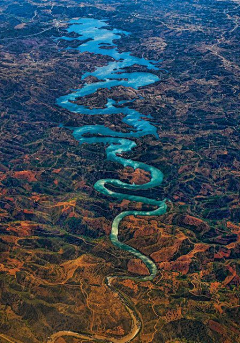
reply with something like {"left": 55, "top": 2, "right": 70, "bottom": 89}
{"left": 0, "top": 0, "right": 240, "bottom": 342}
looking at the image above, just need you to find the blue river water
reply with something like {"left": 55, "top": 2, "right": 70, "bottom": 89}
{"left": 57, "top": 18, "right": 167, "bottom": 281}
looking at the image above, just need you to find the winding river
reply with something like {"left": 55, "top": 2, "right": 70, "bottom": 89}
{"left": 48, "top": 18, "right": 167, "bottom": 343}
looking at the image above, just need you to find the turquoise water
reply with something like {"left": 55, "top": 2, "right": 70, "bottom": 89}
{"left": 57, "top": 18, "right": 167, "bottom": 281}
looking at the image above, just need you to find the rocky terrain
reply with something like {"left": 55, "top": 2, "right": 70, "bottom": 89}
{"left": 0, "top": 0, "right": 240, "bottom": 342}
